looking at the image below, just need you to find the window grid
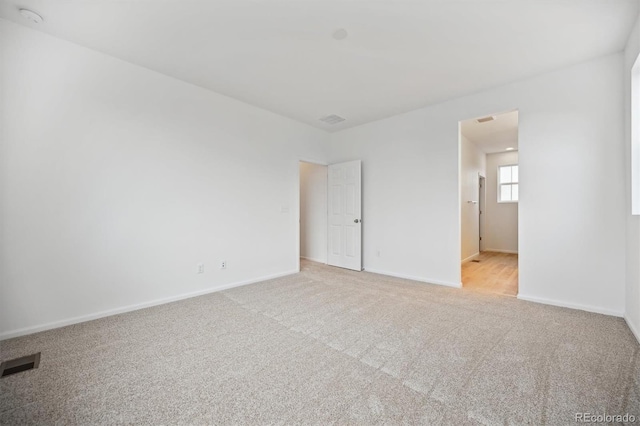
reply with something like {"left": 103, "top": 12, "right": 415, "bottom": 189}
{"left": 498, "top": 164, "right": 518, "bottom": 203}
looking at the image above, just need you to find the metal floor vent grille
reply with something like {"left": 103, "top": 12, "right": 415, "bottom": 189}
{"left": 0, "top": 353, "right": 41, "bottom": 378}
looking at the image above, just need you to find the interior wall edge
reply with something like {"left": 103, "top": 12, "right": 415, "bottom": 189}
{"left": 300, "top": 256, "right": 327, "bottom": 264}
{"left": 517, "top": 294, "right": 624, "bottom": 318}
{"left": 0, "top": 269, "right": 298, "bottom": 341}
{"left": 364, "top": 268, "right": 462, "bottom": 289}
{"left": 461, "top": 253, "right": 480, "bottom": 264}
{"left": 624, "top": 314, "right": 640, "bottom": 345}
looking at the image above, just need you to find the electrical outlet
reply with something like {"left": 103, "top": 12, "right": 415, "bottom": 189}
{"left": 220, "top": 260, "right": 226, "bottom": 269}
{"left": 197, "top": 263, "right": 204, "bottom": 274}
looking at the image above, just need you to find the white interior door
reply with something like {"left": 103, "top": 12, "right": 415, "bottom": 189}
{"left": 327, "top": 160, "right": 362, "bottom": 271}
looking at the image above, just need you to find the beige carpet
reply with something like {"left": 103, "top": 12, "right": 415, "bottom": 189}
{"left": 1, "top": 260, "right": 639, "bottom": 425}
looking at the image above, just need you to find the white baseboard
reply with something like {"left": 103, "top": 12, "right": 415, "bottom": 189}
{"left": 364, "top": 268, "right": 462, "bottom": 289}
{"left": 483, "top": 249, "right": 518, "bottom": 254}
{"left": 461, "top": 253, "right": 480, "bottom": 264}
{"left": 624, "top": 314, "right": 640, "bottom": 345}
{"left": 300, "top": 256, "right": 327, "bottom": 264}
{"left": 517, "top": 293, "right": 623, "bottom": 317}
{"left": 0, "top": 270, "right": 298, "bottom": 341}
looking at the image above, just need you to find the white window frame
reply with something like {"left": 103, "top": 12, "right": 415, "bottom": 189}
{"left": 498, "top": 164, "right": 518, "bottom": 203}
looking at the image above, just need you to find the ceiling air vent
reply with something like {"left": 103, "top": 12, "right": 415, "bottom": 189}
{"left": 319, "top": 115, "right": 346, "bottom": 125}
{"left": 476, "top": 116, "right": 495, "bottom": 123}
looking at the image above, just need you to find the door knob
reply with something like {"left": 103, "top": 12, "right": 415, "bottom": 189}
{"left": 354, "top": 219, "right": 360, "bottom": 223}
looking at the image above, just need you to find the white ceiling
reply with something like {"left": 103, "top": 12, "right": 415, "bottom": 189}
{"left": 1, "top": 1, "right": 638, "bottom": 132}
{"left": 461, "top": 110, "right": 519, "bottom": 154}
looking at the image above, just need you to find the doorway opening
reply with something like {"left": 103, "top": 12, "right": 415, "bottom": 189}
{"left": 459, "top": 110, "right": 519, "bottom": 296}
{"left": 298, "top": 161, "right": 328, "bottom": 271}
{"left": 297, "top": 159, "right": 363, "bottom": 273}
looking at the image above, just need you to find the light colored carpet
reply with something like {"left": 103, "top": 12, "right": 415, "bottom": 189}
{"left": 1, "top": 260, "right": 639, "bottom": 425}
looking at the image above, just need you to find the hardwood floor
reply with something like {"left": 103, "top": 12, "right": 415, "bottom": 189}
{"left": 462, "top": 251, "right": 518, "bottom": 296}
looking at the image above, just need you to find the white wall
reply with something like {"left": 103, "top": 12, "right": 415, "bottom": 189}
{"left": 0, "top": 20, "right": 328, "bottom": 339}
{"left": 624, "top": 13, "right": 640, "bottom": 342}
{"left": 484, "top": 151, "right": 519, "bottom": 253}
{"left": 328, "top": 53, "right": 626, "bottom": 315}
{"left": 299, "top": 162, "right": 327, "bottom": 263}
{"left": 1, "top": 18, "right": 632, "bottom": 339}
{"left": 326, "top": 107, "right": 462, "bottom": 288}
{"left": 460, "top": 135, "right": 486, "bottom": 262}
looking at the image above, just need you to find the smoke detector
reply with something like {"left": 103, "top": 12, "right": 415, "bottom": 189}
{"left": 319, "top": 115, "right": 346, "bottom": 125}
{"left": 19, "top": 9, "right": 43, "bottom": 24}
{"left": 476, "top": 116, "right": 495, "bottom": 123}
{"left": 332, "top": 29, "right": 348, "bottom": 40}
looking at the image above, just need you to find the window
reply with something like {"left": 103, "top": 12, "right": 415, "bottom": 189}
{"left": 498, "top": 164, "right": 518, "bottom": 202}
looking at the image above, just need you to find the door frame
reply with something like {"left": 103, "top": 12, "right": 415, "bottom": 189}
{"left": 478, "top": 173, "right": 486, "bottom": 252}
{"left": 296, "top": 158, "right": 328, "bottom": 273}
{"left": 458, "top": 108, "right": 519, "bottom": 292}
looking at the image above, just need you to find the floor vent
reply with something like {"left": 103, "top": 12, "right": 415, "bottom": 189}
{"left": 471, "top": 260, "right": 481, "bottom": 263}
{"left": 0, "top": 353, "right": 41, "bottom": 378}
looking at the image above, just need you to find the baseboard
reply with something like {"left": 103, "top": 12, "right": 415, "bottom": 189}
{"left": 517, "top": 293, "right": 623, "bottom": 317}
{"left": 300, "top": 256, "right": 327, "bottom": 264}
{"left": 364, "top": 268, "right": 462, "bottom": 289}
{"left": 483, "top": 249, "right": 518, "bottom": 254}
{"left": 461, "top": 252, "right": 480, "bottom": 264}
{"left": 0, "top": 270, "right": 298, "bottom": 341}
{"left": 624, "top": 314, "right": 640, "bottom": 345}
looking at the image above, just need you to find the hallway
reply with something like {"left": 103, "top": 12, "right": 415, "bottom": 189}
{"left": 462, "top": 252, "right": 518, "bottom": 296}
